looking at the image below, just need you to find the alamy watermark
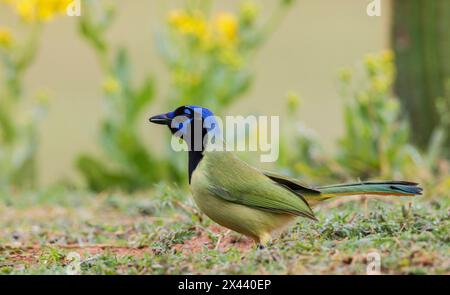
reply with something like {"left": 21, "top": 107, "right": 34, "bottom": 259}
{"left": 67, "top": 0, "right": 81, "bottom": 17}
{"left": 168, "top": 108, "right": 280, "bottom": 163}
{"left": 366, "top": 251, "right": 381, "bottom": 275}
{"left": 366, "top": 0, "right": 381, "bottom": 17}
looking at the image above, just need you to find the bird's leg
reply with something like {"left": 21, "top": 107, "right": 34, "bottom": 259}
{"left": 215, "top": 229, "right": 231, "bottom": 250}
{"left": 259, "top": 232, "right": 272, "bottom": 247}
{"left": 254, "top": 232, "right": 272, "bottom": 251}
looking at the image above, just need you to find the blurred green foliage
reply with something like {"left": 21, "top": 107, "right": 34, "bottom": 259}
{"left": 336, "top": 51, "right": 423, "bottom": 180}
{"left": 278, "top": 92, "right": 342, "bottom": 184}
{"left": 75, "top": 2, "right": 172, "bottom": 192}
{"left": 74, "top": 0, "right": 295, "bottom": 192}
{"left": 0, "top": 1, "right": 446, "bottom": 194}
{"left": 158, "top": 0, "right": 296, "bottom": 179}
{"left": 279, "top": 51, "right": 448, "bottom": 187}
{"left": 0, "top": 24, "right": 47, "bottom": 189}
{"left": 158, "top": 0, "right": 295, "bottom": 110}
{"left": 0, "top": 1, "right": 448, "bottom": 276}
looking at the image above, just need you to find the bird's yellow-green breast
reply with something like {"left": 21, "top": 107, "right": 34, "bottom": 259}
{"left": 190, "top": 150, "right": 314, "bottom": 244}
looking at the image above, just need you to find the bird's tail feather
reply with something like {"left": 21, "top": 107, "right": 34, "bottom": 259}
{"left": 316, "top": 181, "right": 422, "bottom": 199}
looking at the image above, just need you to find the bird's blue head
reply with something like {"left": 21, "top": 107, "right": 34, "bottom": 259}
{"left": 149, "top": 105, "right": 221, "bottom": 151}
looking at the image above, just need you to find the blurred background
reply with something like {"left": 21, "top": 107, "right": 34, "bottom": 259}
{"left": 0, "top": 0, "right": 449, "bottom": 193}
{"left": 1, "top": 0, "right": 449, "bottom": 275}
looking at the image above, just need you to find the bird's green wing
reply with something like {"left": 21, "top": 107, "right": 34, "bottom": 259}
{"left": 199, "top": 151, "right": 317, "bottom": 221}
{"left": 261, "top": 170, "right": 321, "bottom": 197}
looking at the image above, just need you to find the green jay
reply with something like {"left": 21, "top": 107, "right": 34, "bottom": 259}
{"left": 149, "top": 105, "right": 422, "bottom": 245}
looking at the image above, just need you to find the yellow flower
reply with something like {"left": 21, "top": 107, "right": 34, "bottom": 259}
{"left": 102, "top": 76, "right": 121, "bottom": 94}
{"left": 0, "top": 27, "right": 13, "bottom": 48}
{"left": 381, "top": 50, "right": 394, "bottom": 63}
{"left": 214, "top": 12, "right": 238, "bottom": 46}
{"left": 167, "top": 9, "right": 209, "bottom": 42}
{"left": 167, "top": 9, "right": 185, "bottom": 26}
{"left": 2, "top": 0, "right": 71, "bottom": 23}
{"left": 364, "top": 51, "right": 396, "bottom": 83}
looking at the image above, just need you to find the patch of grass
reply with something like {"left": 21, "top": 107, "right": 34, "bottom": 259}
{"left": 0, "top": 185, "right": 448, "bottom": 274}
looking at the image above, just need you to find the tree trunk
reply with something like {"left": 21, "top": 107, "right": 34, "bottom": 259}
{"left": 392, "top": 0, "right": 450, "bottom": 148}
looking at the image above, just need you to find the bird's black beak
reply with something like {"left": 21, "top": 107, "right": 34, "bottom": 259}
{"left": 149, "top": 113, "right": 171, "bottom": 125}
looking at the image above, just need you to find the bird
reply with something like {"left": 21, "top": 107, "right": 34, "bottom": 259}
{"left": 149, "top": 105, "right": 422, "bottom": 246}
